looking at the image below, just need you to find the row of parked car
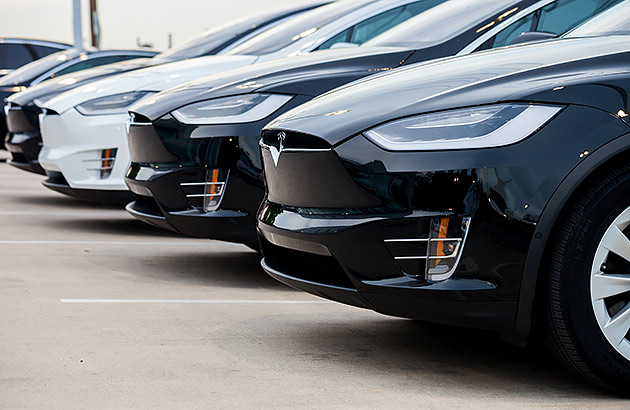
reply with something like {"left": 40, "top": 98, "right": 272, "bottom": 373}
{"left": 2, "top": 0, "right": 630, "bottom": 395}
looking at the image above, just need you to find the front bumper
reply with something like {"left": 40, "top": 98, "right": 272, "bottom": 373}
{"left": 43, "top": 171, "right": 133, "bottom": 204}
{"left": 4, "top": 103, "right": 45, "bottom": 174}
{"left": 5, "top": 132, "right": 45, "bottom": 174}
{"left": 258, "top": 205, "right": 517, "bottom": 332}
{"left": 39, "top": 109, "right": 130, "bottom": 192}
{"left": 125, "top": 164, "right": 261, "bottom": 247}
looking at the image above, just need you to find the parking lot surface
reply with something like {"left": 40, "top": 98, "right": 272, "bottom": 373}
{"left": 0, "top": 152, "right": 628, "bottom": 409}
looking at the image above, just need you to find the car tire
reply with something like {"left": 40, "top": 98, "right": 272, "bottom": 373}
{"left": 543, "top": 164, "right": 630, "bottom": 396}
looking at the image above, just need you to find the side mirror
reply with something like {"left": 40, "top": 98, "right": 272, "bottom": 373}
{"left": 329, "top": 42, "right": 360, "bottom": 50}
{"left": 509, "top": 31, "right": 557, "bottom": 46}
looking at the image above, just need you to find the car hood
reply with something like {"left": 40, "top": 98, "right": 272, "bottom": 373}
{"left": 130, "top": 46, "right": 414, "bottom": 121}
{"left": 266, "top": 36, "right": 630, "bottom": 145}
{"left": 42, "top": 54, "right": 258, "bottom": 114}
{"left": 7, "top": 58, "right": 155, "bottom": 107}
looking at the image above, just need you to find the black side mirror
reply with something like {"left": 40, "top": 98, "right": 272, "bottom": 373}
{"left": 509, "top": 31, "right": 557, "bottom": 46}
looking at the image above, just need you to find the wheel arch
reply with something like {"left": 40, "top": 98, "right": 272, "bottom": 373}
{"left": 511, "top": 131, "right": 630, "bottom": 345}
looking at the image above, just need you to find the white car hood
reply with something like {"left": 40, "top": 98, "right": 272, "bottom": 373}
{"left": 43, "top": 54, "right": 259, "bottom": 114}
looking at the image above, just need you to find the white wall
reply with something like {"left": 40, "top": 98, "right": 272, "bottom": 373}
{"left": 1, "top": 0, "right": 316, "bottom": 51}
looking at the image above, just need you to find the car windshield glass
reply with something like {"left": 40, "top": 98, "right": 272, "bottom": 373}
{"left": 154, "top": 9, "right": 294, "bottom": 62}
{"left": 365, "top": 0, "right": 520, "bottom": 49}
{"left": 226, "top": 0, "right": 371, "bottom": 56}
{"left": 564, "top": 1, "right": 630, "bottom": 37}
{"left": 0, "top": 49, "right": 82, "bottom": 86}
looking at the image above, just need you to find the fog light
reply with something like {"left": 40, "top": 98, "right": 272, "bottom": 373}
{"left": 384, "top": 217, "right": 471, "bottom": 282}
{"left": 180, "top": 168, "right": 229, "bottom": 212}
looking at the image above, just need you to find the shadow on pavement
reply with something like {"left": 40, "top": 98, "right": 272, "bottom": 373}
{"left": 11, "top": 193, "right": 126, "bottom": 211}
{"left": 47, "top": 217, "right": 185, "bottom": 239}
{"left": 213, "top": 313, "right": 621, "bottom": 401}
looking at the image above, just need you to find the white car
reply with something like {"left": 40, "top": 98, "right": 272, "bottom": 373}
{"left": 36, "top": 0, "right": 437, "bottom": 202}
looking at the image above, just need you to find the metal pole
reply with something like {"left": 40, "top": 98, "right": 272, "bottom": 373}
{"left": 72, "top": 0, "right": 84, "bottom": 50}
{"left": 90, "top": 0, "right": 100, "bottom": 48}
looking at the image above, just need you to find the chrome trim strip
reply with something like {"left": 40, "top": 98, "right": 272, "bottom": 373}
{"left": 180, "top": 182, "right": 226, "bottom": 187}
{"left": 87, "top": 166, "right": 114, "bottom": 171}
{"left": 259, "top": 141, "right": 332, "bottom": 152}
{"left": 384, "top": 238, "right": 462, "bottom": 243}
{"left": 186, "top": 193, "right": 222, "bottom": 198}
{"left": 82, "top": 158, "right": 117, "bottom": 163}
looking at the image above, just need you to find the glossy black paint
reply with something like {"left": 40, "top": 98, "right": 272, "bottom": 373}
{"left": 2, "top": 3, "right": 327, "bottom": 170}
{"left": 257, "top": 36, "right": 630, "bottom": 342}
{"left": 126, "top": 0, "right": 567, "bottom": 243}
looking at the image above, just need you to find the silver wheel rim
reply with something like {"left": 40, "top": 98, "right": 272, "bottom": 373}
{"left": 591, "top": 206, "right": 630, "bottom": 361}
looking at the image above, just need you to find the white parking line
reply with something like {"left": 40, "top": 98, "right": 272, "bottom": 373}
{"left": 0, "top": 240, "right": 236, "bottom": 247}
{"left": 0, "top": 189, "right": 52, "bottom": 194}
{"left": 0, "top": 210, "right": 121, "bottom": 217}
{"left": 60, "top": 299, "right": 331, "bottom": 304}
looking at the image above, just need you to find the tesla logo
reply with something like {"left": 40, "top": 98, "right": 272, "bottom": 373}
{"left": 270, "top": 132, "right": 286, "bottom": 168}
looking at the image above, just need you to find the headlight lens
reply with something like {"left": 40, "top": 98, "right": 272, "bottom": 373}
{"left": 171, "top": 94, "right": 293, "bottom": 125}
{"left": 76, "top": 91, "right": 154, "bottom": 116}
{"left": 363, "top": 104, "right": 562, "bottom": 151}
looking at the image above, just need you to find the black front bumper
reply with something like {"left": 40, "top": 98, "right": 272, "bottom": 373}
{"left": 258, "top": 205, "right": 518, "bottom": 333}
{"left": 5, "top": 132, "right": 45, "bottom": 175}
{"left": 4, "top": 103, "right": 46, "bottom": 174}
{"left": 125, "top": 164, "right": 261, "bottom": 248}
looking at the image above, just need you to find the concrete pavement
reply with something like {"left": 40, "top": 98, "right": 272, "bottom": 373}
{"left": 0, "top": 152, "right": 627, "bottom": 409}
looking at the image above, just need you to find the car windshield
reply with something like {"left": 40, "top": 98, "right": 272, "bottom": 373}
{"left": 153, "top": 6, "right": 312, "bottom": 62}
{"left": 365, "top": 0, "right": 520, "bottom": 49}
{"left": 564, "top": 1, "right": 630, "bottom": 37}
{"left": 0, "top": 49, "right": 82, "bottom": 86}
{"left": 225, "top": 0, "right": 372, "bottom": 56}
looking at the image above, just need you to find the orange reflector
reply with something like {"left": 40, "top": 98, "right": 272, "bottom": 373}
{"left": 435, "top": 217, "right": 450, "bottom": 265}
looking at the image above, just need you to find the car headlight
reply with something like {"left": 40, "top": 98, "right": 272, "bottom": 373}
{"left": 75, "top": 91, "right": 154, "bottom": 116}
{"left": 363, "top": 104, "right": 563, "bottom": 151}
{"left": 171, "top": 94, "right": 293, "bottom": 125}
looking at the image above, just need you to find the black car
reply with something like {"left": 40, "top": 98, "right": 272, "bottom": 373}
{"left": 125, "top": 0, "right": 618, "bottom": 249}
{"left": 0, "top": 38, "right": 70, "bottom": 77}
{"left": 257, "top": 11, "right": 630, "bottom": 393}
{"left": 2, "top": 2, "right": 328, "bottom": 175}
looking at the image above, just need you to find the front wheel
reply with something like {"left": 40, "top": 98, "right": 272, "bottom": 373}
{"left": 543, "top": 164, "right": 630, "bottom": 396}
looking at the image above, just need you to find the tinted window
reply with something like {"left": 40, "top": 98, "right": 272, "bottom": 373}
{"left": 475, "top": 0, "right": 622, "bottom": 52}
{"left": 537, "top": 0, "right": 620, "bottom": 34}
{"left": 475, "top": 12, "right": 537, "bottom": 51}
{"left": 492, "top": 13, "right": 536, "bottom": 48}
{"left": 50, "top": 55, "right": 141, "bottom": 78}
{"left": 565, "top": 1, "right": 630, "bottom": 37}
{"left": 30, "top": 45, "right": 63, "bottom": 59}
{"left": 0, "top": 44, "right": 35, "bottom": 69}
{"left": 350, "top": 1, "right": 446, "bottom": 46}
{"left": 366, "top": 0, "right": 518, "bottom": 49}
{"left": 226, "top": 0, "right": 371, "bottom": 56}
{"left": 317, "top": 29, "right": 352, "bottom": 50}
{"left": 0, "top": 49, "right": 82, "bottom": 86}
{"left": 153, "top": 5, "right": 317, "bottom": 62}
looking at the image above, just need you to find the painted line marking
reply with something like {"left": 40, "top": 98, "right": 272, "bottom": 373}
{"left": 0, "top": 240, "right": 238, "bottom": 247}
{"left": 60, "top": 299, "right": 331, "bottom": 304}
{"left": 0, "top": 189, "right": 54, "bottom": 194}
{"left": 0, "top": 211, "right": 122, "bottom": 217}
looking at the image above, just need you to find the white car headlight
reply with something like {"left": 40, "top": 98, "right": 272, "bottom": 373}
{"left": 76, "top": 91, "right": 154, "bottom": 116}
{"left": 171, "top": 94, "right": 293, "bottom": 125}
{"left": 363, "top": 104, "right": 563, "bottom": 151}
